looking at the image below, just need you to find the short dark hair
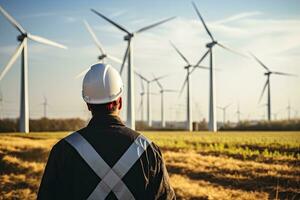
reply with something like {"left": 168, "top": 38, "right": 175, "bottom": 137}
{"left": 88, "top": 101, "right": 118, "bottom": 115}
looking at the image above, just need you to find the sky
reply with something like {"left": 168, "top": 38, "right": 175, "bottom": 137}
{"left": 0, "top": 0, "right": 300, "bottom": 123}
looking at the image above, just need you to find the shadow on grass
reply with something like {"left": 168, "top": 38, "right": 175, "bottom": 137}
{"left": 167, "top": 164, "right": 300, "bottom": 200}
{"left": 9, "top": 147, "right": 50, "bottom": 163}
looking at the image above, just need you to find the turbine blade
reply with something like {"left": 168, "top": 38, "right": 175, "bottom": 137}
{"left": 107, "top": 54, "right": 122, "bottom": 64}
{"left": 272, "top": 71, "right": 297, "bottom": 77}
{"left": 164, "top": 89, "right": 177, "bottom": 93}
{"left": 249, "top": 52, "right": 270, "bottom": 71}
{"left": 225, "top": 103, "right": 232, "bottom": 109}
{"left": 140, "top": 77, "right": 145, "bottom": 92}
{"left": 83, "top": 20, "right": 105, "bottom": 54}
{"left": 190, "top": 65, "right": 210, "bottom": 76}
{"left": 152, "top": 74, "right": 168, "bottom": 82}
{"left": 191, "top": 2, "right": 214, "bottom": 41}
{"left": 75, "top": 68, "right": 89, "bottom": 79}
{"left": 135, "top": 16, "right": 176, "bottom": 34}
{"left": 170, "top": 41, "right": 190, "bottom": 65}
{"left": 179, "top": 77, "right": 188, "bottom": 97}
{"left": 135, "top": 71, "right": 148, "bottom": 82}
{"left": 217, "top": 43, "right": 248, "bottom": 58}
{"left": 91, "top": 9, "right": 130, "bottom": 35}
{"left": 195, "top": 49, "right": 210, "bottom": 66}
{"left": 258, "top": 79, "right": 269, "bottom": 103}
{"left": 0, "top": 5, "right": 26, "bottom": 34}
{"left": 153, "top": 75, "right": 163, "bottom": 90}
{"left": 120, "top": 43, "right": 130, "bottom": 74}
{"left": 27, "top": 34, "right": 67, "bottom": 49}
{"left": 0, "top": 40, "right": 25, "bottom": 80}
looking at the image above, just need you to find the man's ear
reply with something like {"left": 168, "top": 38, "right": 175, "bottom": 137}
{"left": 87, "top": 103, "right": 91, "bottom": 111}
{"left": 118, "top": 97, "right": 122, "bottom": 110}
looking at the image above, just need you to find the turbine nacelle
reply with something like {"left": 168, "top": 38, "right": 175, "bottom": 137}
{"left": 206, "top": 41, "right": 217, "bottom": 48}
{"left": 264, "top": 72, "right": 271, "bottom": 76}
{"left": 17, "top": 33, "right": 27, "bottom": 42}
{"left": 124, "top": 33, "right": 134, "bottom": 41}
{"left": 184, "top": 65, "right": 192, "bottom": 69}
{"left": 98, "top": 54, "right": 107, "bottom": 60}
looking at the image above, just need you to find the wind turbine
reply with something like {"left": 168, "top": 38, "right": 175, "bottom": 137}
{"left": 42, "top": 96, "right": 48, "bottom": 118}
{"left": 137, "top": 75, "right": 146, "bottom": 122}
{"left": 235, "top": 102, "right": 242, "bottom": 122}
{"left": 91, "top": 9, "right": 175, "bottom": 130}
{"left": 153, "top": 74, "right": 177, "bottom": 128}
{"left": 191, "top": 2, "right": 247, "bottom": 132}
{"left": 76, "top": 20, "right": 123, "bottom": 78}
{"left": 135, "top": 72, "right": 167, "bottom": 127}
{"left": 250, "top": 53, "right": 297, "bottom": 121}
{"left": 170, "top": 41, "right": 209, "bottom": 131}
{"left": 0, "top": 6, "right": 67, "bottom": 133}
{"left": 286, "top": 100, "right": 294, "bottom": 120}
{"left": 218, "top": 103, "right": 231, "bottom": 124}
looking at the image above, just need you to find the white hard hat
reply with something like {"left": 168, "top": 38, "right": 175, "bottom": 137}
{"left": 82, "top": 63, "right": 123, "bottom": 104}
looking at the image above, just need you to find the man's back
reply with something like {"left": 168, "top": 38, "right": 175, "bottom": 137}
{"left": 38, "top": 115, "right": 175, "bottom": 200}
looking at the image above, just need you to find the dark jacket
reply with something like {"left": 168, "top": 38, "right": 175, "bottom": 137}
{"left": 37, "top": 115, "right": 175, "bottom": 200}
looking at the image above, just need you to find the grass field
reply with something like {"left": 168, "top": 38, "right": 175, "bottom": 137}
{"left": 0, "top": 131, "right": 299, "bottom": 199}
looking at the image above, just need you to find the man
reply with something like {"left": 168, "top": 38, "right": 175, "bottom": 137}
{"left": 38, "top": 63, "right": 175, "bottom": 200}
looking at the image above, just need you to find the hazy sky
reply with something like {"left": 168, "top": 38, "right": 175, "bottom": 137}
{"left": 0, "top": 0, "right": 300, "bottom": 122}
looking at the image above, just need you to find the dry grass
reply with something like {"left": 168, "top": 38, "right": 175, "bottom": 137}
{"left": 0, "top": 131, "right": 299, "bottom": 200}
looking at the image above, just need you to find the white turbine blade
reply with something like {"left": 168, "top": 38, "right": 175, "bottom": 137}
{"left": 0, "top": 5, "right": 26, "bottom": 34}
{"left": 164, "top": 89, "right": 177, "bottom": 93}
{"left": 195, "top": 65, "right": 210, "bottom": 70}
{"left": 107, "top": 54, "right": 122, "bottom": 64}
{"left": 83, "top": 20, "right": 105, "bottom": 54}
{"left": 75, "top": 68, "right": 89, "bottom": 79}
{"left": 120, "top": 43, "right": 130, "bottom": 74}
{"left": 195, "top": 49, "right": 210, "bottom": 66}
{"left": 170, "top": 41, "right": 190, "bottom": 65}
{"left": 27, "top": 34, "right": 67, "bottom": 49}
{"left": 258, "top": 79, "right": 269, "bottom": 103}
{"left": 152, "top": 74, "right": 168, "bottom": 82}
{"left": 140, "top": 77, "right": 145, "bottom": 92}
{"left": 272, "top": 71, "right": 297, "bottom": 77}
{"left": 249, "top": 52, "right": 270, "bottom": 71}
{"left": 135, "top": 16, "right": 176, "bottom": 34}
{"left": 191, "top": 2, "right": 214, "bottom": 41}
{"left": 135, "top": 71, "right": 148, "bottom": 82}
{"left": 225, "top": 103, "right": 232, "bottom": 109}
{"left": 179, "top": 76, "right": 188, "bottom": 97}
{"left": 0, "top": 41, "right": 25, "bottom": 80}
{"left": 217, "top": 42, "right": 248, "bottom": 58}
{"left": 152, "top": 74, "right": 163, "bottom": 90}
{"left": 91, "top": 9, "right": 130, "bottom": 35}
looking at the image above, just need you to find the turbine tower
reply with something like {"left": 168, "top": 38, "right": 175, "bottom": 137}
{"left": 250, "top": 53, "right": 297, "bottom": 121}
{"left": 170, "top": 41, "right": 209, "bottom": 131}
{"left": 192, "top": 2, "right": 247, "bottom": 132}
{"left": 0, "top": 6, "right": 67, "bottom": 133}
{"left": 153, "top": 74, "right": 177, "bottom": 128}
{"left": 236, "top": 102, "right": 241, "bottom": 122}
{"left": 91, "top": 9, "right": 175, "bottom": 130}
{"left": 76, "top": 20, "right": 123, "bottom": 78}
{"left": 135, "top": 72, "right": 166, "bottom": 127}
{"left": 218, "top": 103, "right": 231, "bottom": 124}
{"left": 42, "top": 96, "right": 48, "bottom": 118}
{"left": 137, "top": 75, "right": 145, "bottom": 122}
{"left": 287, "top": 100, "right": 291, "bottom": 120}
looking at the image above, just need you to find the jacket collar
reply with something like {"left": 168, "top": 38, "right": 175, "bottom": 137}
{"left": 87, "top": 114, "right": 125, "bottom": 128}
